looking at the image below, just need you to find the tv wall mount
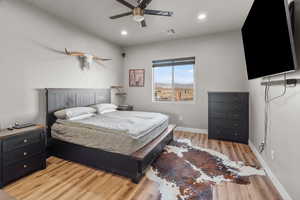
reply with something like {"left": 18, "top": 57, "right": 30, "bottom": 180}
{"left": 261, "top": 78, "right": 300, "bottom": 86}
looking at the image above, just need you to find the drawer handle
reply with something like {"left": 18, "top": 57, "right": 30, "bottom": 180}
{"left": 23, "top": 139, "right": 28, "bottom": 143}
{"left": 23, "top": 152, "right": 28, "bottom": 156}
{"left": 23, "top": 164, "right": 27, "bottom": 168}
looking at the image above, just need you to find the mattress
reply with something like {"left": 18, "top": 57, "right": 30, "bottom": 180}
{"left": 51, "top": 111, "right": 169, "bottom": 155}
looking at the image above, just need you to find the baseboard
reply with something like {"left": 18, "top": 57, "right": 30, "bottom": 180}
{"left": 248, "top": 141, "right": 293, "bottom": 200}
{"left": 175, "top": 127, "right": 208, "bottom": 134}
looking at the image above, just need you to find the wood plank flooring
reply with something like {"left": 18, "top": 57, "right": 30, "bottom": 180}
{"left": 4, "top": 132, "right": 282, "bottom": 200}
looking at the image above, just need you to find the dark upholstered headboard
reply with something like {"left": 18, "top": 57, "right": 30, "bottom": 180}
{"left": 46, "top": 88, "right": 111, "bottom": 137}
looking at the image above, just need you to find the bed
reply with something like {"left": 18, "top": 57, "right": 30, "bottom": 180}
{"left": 46, "top": 88, "right": 175, "bottom": 183}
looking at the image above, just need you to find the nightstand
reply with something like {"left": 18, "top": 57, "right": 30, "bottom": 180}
{"left": 0, "top": 125, "right": 46, "bottom": 188}
{"left": 117, "top": 105, "right": 134, "bottom": 111}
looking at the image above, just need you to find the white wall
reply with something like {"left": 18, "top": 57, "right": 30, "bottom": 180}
{"left": 0, "top": 0, "right": 123, "bottom": 128}
{"left": 0, "top": 0, "right": 298, "bottom": 199}
{"left": 249, "top": 76, "right": 300, "bottom": 200}
{"left": 248, "top": 1, "right": 300, "bottom": 199}
{"left": 123, "top": 31, "right": 249, "bottom": 128}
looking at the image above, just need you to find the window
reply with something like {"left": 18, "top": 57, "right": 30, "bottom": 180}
{"left": 152, "top": 57, "right": 195, "bottom": 102}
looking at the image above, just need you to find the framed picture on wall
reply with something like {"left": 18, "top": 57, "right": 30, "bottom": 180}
{"left": 129, "top": 69, "right": 145, "bottom": 87}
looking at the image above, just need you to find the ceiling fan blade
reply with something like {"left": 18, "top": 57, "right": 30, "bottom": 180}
{"left": 138, "top": 0, "right": 152, "bottom": 9}
{"left": 110, "top": 12, "right": 132, "bottom": 19}
{"left": 115, "top": 0, "right": 135, "bottom": 9}
{"left": 141, "top": 20, "right": 147, "bottom": 27}
{"left": 144, "top": 9, "right": 173, "bottom": 17}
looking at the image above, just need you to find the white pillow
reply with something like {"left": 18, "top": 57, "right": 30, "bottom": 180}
{"left": 68, "top": 113, "right": 95, "bottom": 121}
{"left": 91, "top": 103, "right": 117, "bottom": 114}
{"left": 54, "top": 107, "right": 96, "bottom": 119}
{"left": 100, "top": 108, "right": 117, "bottom": 114}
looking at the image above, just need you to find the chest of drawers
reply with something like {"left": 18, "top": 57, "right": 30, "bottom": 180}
{"left": 0, "top": 125, "right": 46, "bottom": 188}
{"left": 208, "top": 92, "right": 249, "bottom": 144}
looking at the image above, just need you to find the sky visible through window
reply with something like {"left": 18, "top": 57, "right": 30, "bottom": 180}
{"left": 154, "top": 65, "right": 194, "bottom": 84}
{"left": 153, "top": 64, "right": 194, "bottom": 101}
{"left": 175, "top": 65, "right": 194, "bottom": 85}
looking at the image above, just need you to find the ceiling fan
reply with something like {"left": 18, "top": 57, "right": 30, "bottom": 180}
{"left": 110, "top": 0, "right": 173, "bottom": 27}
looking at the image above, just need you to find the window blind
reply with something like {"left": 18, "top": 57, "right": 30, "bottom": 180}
{"left": 152, "top": 57, "right": 195, "bottom": 67}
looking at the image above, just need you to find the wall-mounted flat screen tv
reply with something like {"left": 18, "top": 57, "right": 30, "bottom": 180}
{"left": 242, "top": 0, "right": 297, "bottom": 80}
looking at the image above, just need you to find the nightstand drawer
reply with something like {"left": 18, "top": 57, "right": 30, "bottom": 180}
{"left": 3, "top": 142, "right": 43, "bottom": 166}
{"left": 3, "top": 130, "right": 41, "bottom": 152}
{"left": 3, "top": 154, "right": 44, "bottom": 184}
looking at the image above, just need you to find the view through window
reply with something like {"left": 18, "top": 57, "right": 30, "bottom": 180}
{"left": 153, "top": 57, "right": 195, "bottom": 102}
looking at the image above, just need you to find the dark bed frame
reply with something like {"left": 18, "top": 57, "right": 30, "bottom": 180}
{"left": 46, "top": 88, "right": 174, "bottom": 183}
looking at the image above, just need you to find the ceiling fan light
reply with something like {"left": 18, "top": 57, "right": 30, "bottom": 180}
{"left": 132, "top": 7, "right": 144, "bottom": 22}
{"left": 133, "top": 15, "right": 145, "bottom": 22}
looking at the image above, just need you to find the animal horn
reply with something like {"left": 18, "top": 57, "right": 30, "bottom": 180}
{"left": 93, "top": 56, "right": 112, "bottom": 61}
{"left": 65, "top": 48, "right": 70, "bottom": 55}
{"left": 65, "top": 49, "right": 85, "bottom": 56}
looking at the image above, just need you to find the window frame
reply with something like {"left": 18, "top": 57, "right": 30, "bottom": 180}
{"left": 152, "top": 57, "right": 196, "bottom": 104}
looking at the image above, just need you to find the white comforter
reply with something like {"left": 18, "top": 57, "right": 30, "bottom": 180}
{"left": 56, "top": 111, "right": 169, "bottom": 139}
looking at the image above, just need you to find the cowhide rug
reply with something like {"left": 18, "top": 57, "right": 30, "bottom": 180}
{"left": 146, "top": 138, "right": 265, "bottom": 200}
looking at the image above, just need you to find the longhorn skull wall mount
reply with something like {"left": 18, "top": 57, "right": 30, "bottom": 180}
{"left": 65, "top": 48, "right": 112, "bottom": 70}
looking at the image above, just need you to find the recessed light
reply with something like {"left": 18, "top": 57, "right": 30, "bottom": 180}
{"left": 121, "top": 30, "right": 128, "bottom": 36}
{"left": 198, "top": 13, "right": 207, "bottom": 21}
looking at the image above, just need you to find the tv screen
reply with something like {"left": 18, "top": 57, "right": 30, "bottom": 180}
{"left": 242, "top": 0, "right": 297, "bottom": 80}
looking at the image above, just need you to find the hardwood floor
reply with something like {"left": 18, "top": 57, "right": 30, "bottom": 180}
{"left": 4, "top": 132, "right": 282, "bottom": 200}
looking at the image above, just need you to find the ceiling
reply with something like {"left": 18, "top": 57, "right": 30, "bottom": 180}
{"left": 26, "top": 0, "right": 254, "bottom": 47}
